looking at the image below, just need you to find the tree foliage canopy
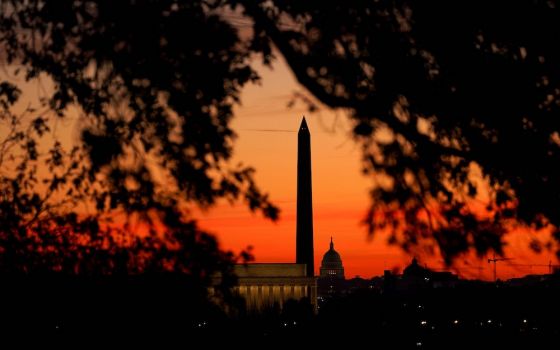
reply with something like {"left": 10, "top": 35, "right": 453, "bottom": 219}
{"left": 1, "top": 0, "right": 560, "bottom": 283}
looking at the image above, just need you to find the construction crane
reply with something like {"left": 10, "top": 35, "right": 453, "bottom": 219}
{"left": 487, "top": 254, "right": 514, "bottom": 282}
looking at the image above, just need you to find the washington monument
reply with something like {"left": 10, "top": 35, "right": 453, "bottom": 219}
{"left": 296, "top": 117, "right": 314, "bottom": 277}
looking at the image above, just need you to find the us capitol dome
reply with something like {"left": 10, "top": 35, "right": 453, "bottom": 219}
{"left": 319, "top": 237, "right": 345, "bottom": 279}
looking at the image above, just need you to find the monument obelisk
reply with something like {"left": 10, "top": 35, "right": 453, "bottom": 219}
{"left": 296, "top": 117, "right": 314, "bottom": 277}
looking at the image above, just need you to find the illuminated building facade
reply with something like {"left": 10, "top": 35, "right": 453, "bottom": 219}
{"left": 232, "top": 264, "right": 317, "bottom": 313}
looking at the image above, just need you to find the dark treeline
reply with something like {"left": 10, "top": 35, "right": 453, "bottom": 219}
{"left": 4, "top": 277, "right": 560, "bottom": 348}
{"left": 316, "top": 285, "right": 560, "bottom": 348}
{"left": 0, "top": 275, "right": 226, "bottom": 345}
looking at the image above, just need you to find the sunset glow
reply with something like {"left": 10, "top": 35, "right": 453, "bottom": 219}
{"left": 196, "top": 57, "right": 556, "bottom": 280}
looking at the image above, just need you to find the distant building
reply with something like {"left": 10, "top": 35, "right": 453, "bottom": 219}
{"left": 320, "top": 237, "right": 345, "bottom": 279}
{"left": 232, "top": 264, "right": 317, "bottom": 313}
{"left": 401, "top": 257, "right": 431, "bottom": 289}
{"left": 382, "top": 258, "right": 460, "bottom": 293}
{"left": 345, "top": 276, "right": 372, "bottom": 292}
{"left": 318, "top": 237, "right": 346, "bottom": 296}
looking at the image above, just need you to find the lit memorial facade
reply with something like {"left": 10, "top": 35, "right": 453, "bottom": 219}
{"left": 233, "top": 264, "right": 317, "bottom": 313}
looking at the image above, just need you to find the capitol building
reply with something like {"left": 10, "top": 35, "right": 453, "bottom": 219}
{"left": 320, "top": 237, "right": 345, "bottom": 279}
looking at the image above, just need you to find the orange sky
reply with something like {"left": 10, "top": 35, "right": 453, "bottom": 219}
{"left": 193, "top": 56, "right": 557, "bottom": 280}
{"left": 2, "top": 54, "right": 557, "bottom": 281}
{"left": 192, "top": 56, "right": 407, "bottom": 278}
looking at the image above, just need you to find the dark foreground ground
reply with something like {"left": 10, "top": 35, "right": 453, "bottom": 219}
{"left": 1, "top": 276, "right": 559, "bottom": 348}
